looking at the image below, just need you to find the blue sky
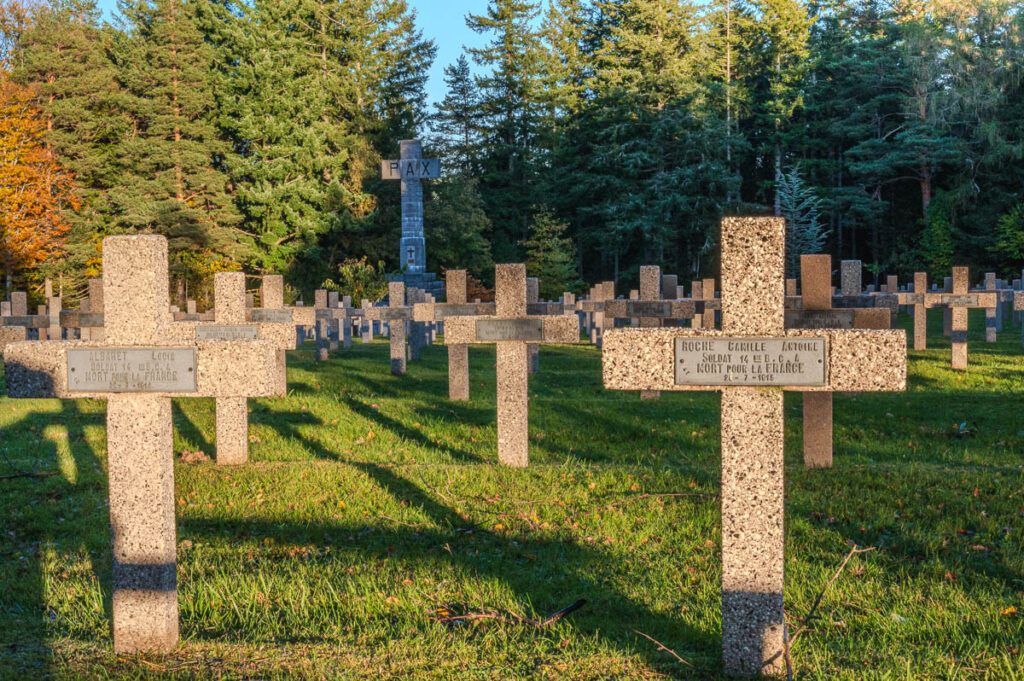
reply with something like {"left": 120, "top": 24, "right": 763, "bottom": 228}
{"left": 94, "top": 0, "right": 491, "bottom": 106}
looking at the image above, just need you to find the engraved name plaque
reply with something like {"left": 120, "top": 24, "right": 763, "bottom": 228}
{"left": 67, "top": 347, "right": 197, "bottom": 393}
{"left": 476, "top": 318, "right": 544, "bottom": 341}
{"left": 196, "top": 325, "right": 259, "bottom": 340}
{"left": 674, "top": 337, "right": 826, "bottom": 386}
{"left": 249, "top": 309, "right": 292, "bottom": 323}
{"left": 379, "top": 308, "right": 413, "bottom": 321}
{"left": 436, "top": 304, "right": 491, "bottom": 319}
{"left": 943, "top": 294, "right": 979, "bottom": 307}
{"left": 784, "top": 310, "right": 855, "bottom": 329}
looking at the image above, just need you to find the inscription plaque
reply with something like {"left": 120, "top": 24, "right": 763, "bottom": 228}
{"left": 60, "top": 311, "right": 105, "bottom": 328}
{"left": 196, "top": 325, "right": 259, "bottom": 340}
{"left": 674, "top": 337, "right": 826, "bottom": 386}
{"left": 2, "top": 316, "right": 47, "bottom": 328}
{"left": 67, "top": 347, "right": 197, "bottom": 392}
{"left": 785, "top": 310, "right": 855, "bottom": 329}
{"left": 435, "top": 304, "right": 491, "bottom": 319}
{"left": 943, "top": 294, "right": 979, "bottom": 307}
{"left": 249, "top": 309, "right": 292, "bottom": 323}
{"left": 379, "top": 308, "right": 413, "bottom": 321}
{"left": 527, "top": 303, "right": 564, "bottom": 315}
{"left": 476, "top": 318, "right": 544, "bottom": 341}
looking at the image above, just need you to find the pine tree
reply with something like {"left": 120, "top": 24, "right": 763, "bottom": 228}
{"left": 430, "top": 54, "right": 482, "bottom": 176}
{"left": 423, "top": 175, "right": 493, "bottom": 279}
{"left": 111, "top": 0, "right": 243, "bottom": 295}
{"left": 466, "top": 0, "right": 545, "bottom": 262}
{"left": 14, "top": 0, "right": 126, "bottom": 292}
{"left": 778, "top": 164, "right": 827, "bottom": 276}
{"left": 522, "top": 209, "right": 580, "bottom": 299}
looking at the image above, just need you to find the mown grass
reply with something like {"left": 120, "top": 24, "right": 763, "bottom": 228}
{"left": 1, "top": 309, "right": 1023, "bottom": 679}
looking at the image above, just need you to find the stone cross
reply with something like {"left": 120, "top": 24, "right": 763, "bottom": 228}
{"left": 381, "top": 139, "right": 440, "bottom": 273}
{"left": 526, "top": 277, "right": 540, "bottom": 374}
{"left": 196, "top": 272, "right": 298, "bottom": 465}
{"left": 897, "top": 268, "right": 995, "bottom": 369}
{"left": 364, "top": 282, "right": 411, "bottom": 375}
{"left": 412, "top": 270, "right": 496, "bottom": 400}
{"left": 786, "top": 255, "right": 890, "bottom": 468}
{"left": 254, "top": 275, "right": 315, "bottom": 350}
{"left": 603, "top": 266, "right": 696, "bottom": 400}
{"left": 443, "top": 264, "right": 578, "bottom": 467}
{"left": 602, "top": 218, "right": 905, "bottom": 676}
{"left": 3, "top": 235, "right": 279, "bottom": 654}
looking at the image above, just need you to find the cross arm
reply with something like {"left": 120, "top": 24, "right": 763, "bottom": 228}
{"left": 4, "top": 340, "right": 282, "bottom": 399}
{"left": 2, "top": 315, "right": 49, "bottom": 329}
{"left": 602, "top": 328, "right": 906, "bottom": 392}
{"left": 603, "top": 300, "right": 696, "bottom": 320}
{"left": 444, "top": 315, "right": 579, "bottom": 345}
{"left": 412, "top": 302, "right": 495, "bottom": 322}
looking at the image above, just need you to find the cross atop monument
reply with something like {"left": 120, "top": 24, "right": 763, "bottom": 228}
{"left": 381, "top": 139, "right": 441, "bottom": 274}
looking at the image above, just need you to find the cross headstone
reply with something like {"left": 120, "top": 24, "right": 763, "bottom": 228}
{"left": 601, "top": 218, "right": 906, "bottom": 675}
{"left": 412, "top": 270, "right": 497, "bottom": 400}
{"left": 526, "top": 277, "right": 540, "bottom": 374}
{"left": 898, "top": 268, "right": 995, "bottom": 369}
{"left": 381, "top": 140, "right": 441, "bottom": 274}
{"left": 3, "top": 235, "right": 280, "bottom": 653}
{"left": 443, "top": 264, "right": 579, "bottom": 466}
{"left": 603, "top": 266, "right": 697, "bottom": 400}
{"left": 786, "top": 255, "right": 890, "bottom": 468}
{"left": 364, "top": 282, "right": 411, "bottom": 375}
{"left": 192, "top": 272, "right": 298, "bottom": 465}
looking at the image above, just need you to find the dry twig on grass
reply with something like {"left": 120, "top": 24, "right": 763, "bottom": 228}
{"left": 0, "top": 470, "right": 59, "bottom": 480}
{"left": 631, "top": 629, "right": 708, "bottom": 676}
{"left": 783, "top": 543, "right": 877, "bottom": 680}
{"left": 431, "top": 599, "right": 586, "bottom": 628}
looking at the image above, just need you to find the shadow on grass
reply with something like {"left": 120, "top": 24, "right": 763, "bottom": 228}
{"left": 179, "top": 460, "right": 725, "bottom": 675}
{"left": 0, "top": 400, "right": 111, "bottom": 677}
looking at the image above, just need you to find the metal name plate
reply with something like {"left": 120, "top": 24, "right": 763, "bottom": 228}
{"left": 476, "top": 318, "right": 544, "bottom": 341}
{"left": 527, "top": 303, "right": 564, "bottom": 315}
{"left": 674, "top": 337, "right": 826, "bottom": 386}
{"left": 379, "top": 308, "right": 413, "bottom": 320}
{"left": 2, "top": 316, "right": 47, "bottom": 328}
{"left": 60, "top": 311, "right": 105, "bottom": 328}
{"left": 249, "top": 309, "right": 293, "bottom": 323}
{"left": 785, "top": 310, "right": 855, "bottom": 329}
{"left": 942, "top": 294, "right": 979, "bottom": 307}
{"left": 67, "top": 347, "right": 197, "bottom": 393}
{"left": 196, "top": 325, "right": 259, "bottom": 340}
{"left": 628, "top": 301, "right": 672, "bottom": 317}
{"left": 436, "top": 304, "right": 490, "bottom": 319}
{"left": 831, "top": 295, "right": 874, "bottom": 309}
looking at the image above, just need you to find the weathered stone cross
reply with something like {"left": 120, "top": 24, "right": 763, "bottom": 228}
{"left": 3, "top": 235, "right": 280, "bottom": 654}
{"left": 785, "top": 255, "right": 890, "bottom": 468}
{"left": 412, "top": 269, "right": 495, "bottom": 400}
{"left": 603, "top": 266, "right": 697, "bottom": 400}
{"left": 364, "top": 282, "right": 412, "bottom": 375}
{"left": 897, "top": 267, "right": 995, "bottom": 369}
{"left": 602, "top": 218, "right": 906, "bottom": 676}
{"left": 444, "top": 264, "right": 579, "bottom": 467}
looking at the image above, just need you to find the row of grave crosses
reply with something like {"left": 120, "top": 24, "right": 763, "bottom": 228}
{"left": 4, "top": 224, "right": 1022, "bottom": 675}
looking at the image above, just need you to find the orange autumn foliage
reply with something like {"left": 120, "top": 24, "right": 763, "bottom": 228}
{"left": 0, "top": 71, "right": 75, "bottom": 279}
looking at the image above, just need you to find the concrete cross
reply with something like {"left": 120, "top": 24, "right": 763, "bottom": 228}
{"left": 897, "top": 267, "right": 995, "bottom": 369}
{"left": 381, "top": 139, "right": 440, "bottom": 273}
{"left": 603, "top": 266, "right": 697, "bottom": 400}
{"left": 786, "top": 255, "right": 891, "bottom": 468}
{"left": 412, "top": 270, "right": 496, "bottom": 400}
{"left": 191, "top": 272, "right": 299, "bottom": 465}
{"left": 364, "top": 282, "right": 412, "bottom": 375}
{"left": 443, "top": 264, "right": 579, "bottom": 467}
{"left": 602, "top": 218, "right": 906, "bottom": 676}
{"left": 3, "top": 235, "right": 280, "bottom": 654}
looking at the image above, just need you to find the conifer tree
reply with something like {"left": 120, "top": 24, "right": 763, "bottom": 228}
{"left": 522, "top": 209, "right": 579, "bottom": 299}
{"left": 430, "top": 54, "right": 482, "bottom": 176}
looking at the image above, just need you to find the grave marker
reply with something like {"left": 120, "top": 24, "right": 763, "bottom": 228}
{"left": 444, "top": 264, "right": 578, "bottom": 466}
{"left": 601, "top": 218, "right": 905, "bottom": 675}
{"left": 365, "top": 282, "right": 411, "bottom": 375}
{"left": 381, "top": 139, "right": 440, "bottom": 273}
{"left": 3, "top": 236, "right": 279, "bottom": 653}
{"left": 788, "top": 255, "right": 890, "bottom": 468}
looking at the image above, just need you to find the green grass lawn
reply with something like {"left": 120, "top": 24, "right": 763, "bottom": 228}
{"left": 1, "top": 309, "right": 1023, "bottom": 679}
